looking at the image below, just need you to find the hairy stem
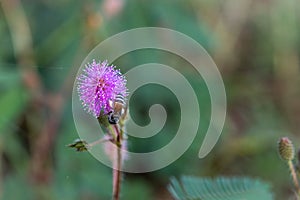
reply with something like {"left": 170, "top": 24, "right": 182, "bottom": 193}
{"left": 288, "top": 160, "right": 300, "bottom": 197}
{"left": 113, "top": 143, "right": 122, "bottom": 200}
{"left": 88, "top": 137, "right": 111, "bottom": 147}
{"left": 113, "top": 123, "right": 123, "bottom": 200}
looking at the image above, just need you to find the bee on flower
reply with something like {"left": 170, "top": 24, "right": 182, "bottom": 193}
{"left": 77, "top": 59, "right": 128, "bottom": 121}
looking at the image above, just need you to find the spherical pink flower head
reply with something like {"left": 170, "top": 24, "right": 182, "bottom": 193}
{"left": 77, "top": 60, "right": 127, "bottom": 117}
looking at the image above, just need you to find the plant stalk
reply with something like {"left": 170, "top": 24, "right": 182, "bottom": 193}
{"left": 88, "top": 137, "right": 110, "bottom": 147}
{"left": 113, "top": 143, "right": 122, "bottom": 200}
{"left": 112, "top": 124, "right": 123, "bottom": 200}
{"left": 288, "top": 160, "right": 300, "bottom": 197}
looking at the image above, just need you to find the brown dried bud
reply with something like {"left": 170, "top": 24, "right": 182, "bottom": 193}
{"left": 278, "top": 137, "right": 295, "bottom": 161}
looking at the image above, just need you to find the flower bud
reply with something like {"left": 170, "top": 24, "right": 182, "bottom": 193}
{"left": 278, "top": 137, "right": 295, "bottom": 161}
{"left": 68, "top": 139, "right": 88, "bottom": 152}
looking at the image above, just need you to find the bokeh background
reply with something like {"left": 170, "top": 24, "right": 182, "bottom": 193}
{"left": 0, "top": 0, "right": 300, "bottom": 199}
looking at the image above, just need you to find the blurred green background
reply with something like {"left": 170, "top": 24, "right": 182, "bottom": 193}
{"left": 0, "top": 0, "right": 299, "bottom": 199}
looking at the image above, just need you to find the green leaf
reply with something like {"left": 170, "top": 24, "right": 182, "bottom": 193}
{"left": 168, "top": 176, "right": 273, "bottom": 200}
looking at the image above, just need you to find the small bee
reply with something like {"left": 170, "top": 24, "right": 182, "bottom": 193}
{"left": 107, "top": 94, "right": 126, "bottom": 124}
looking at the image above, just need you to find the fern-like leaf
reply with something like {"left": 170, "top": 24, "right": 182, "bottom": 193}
{"left": 168, "top": 176, "right": 273, "bottom": 200}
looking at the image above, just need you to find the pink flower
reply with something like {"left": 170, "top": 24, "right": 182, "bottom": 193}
{"left": 77, "top": 60, "right": 127, "bottom": 117}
